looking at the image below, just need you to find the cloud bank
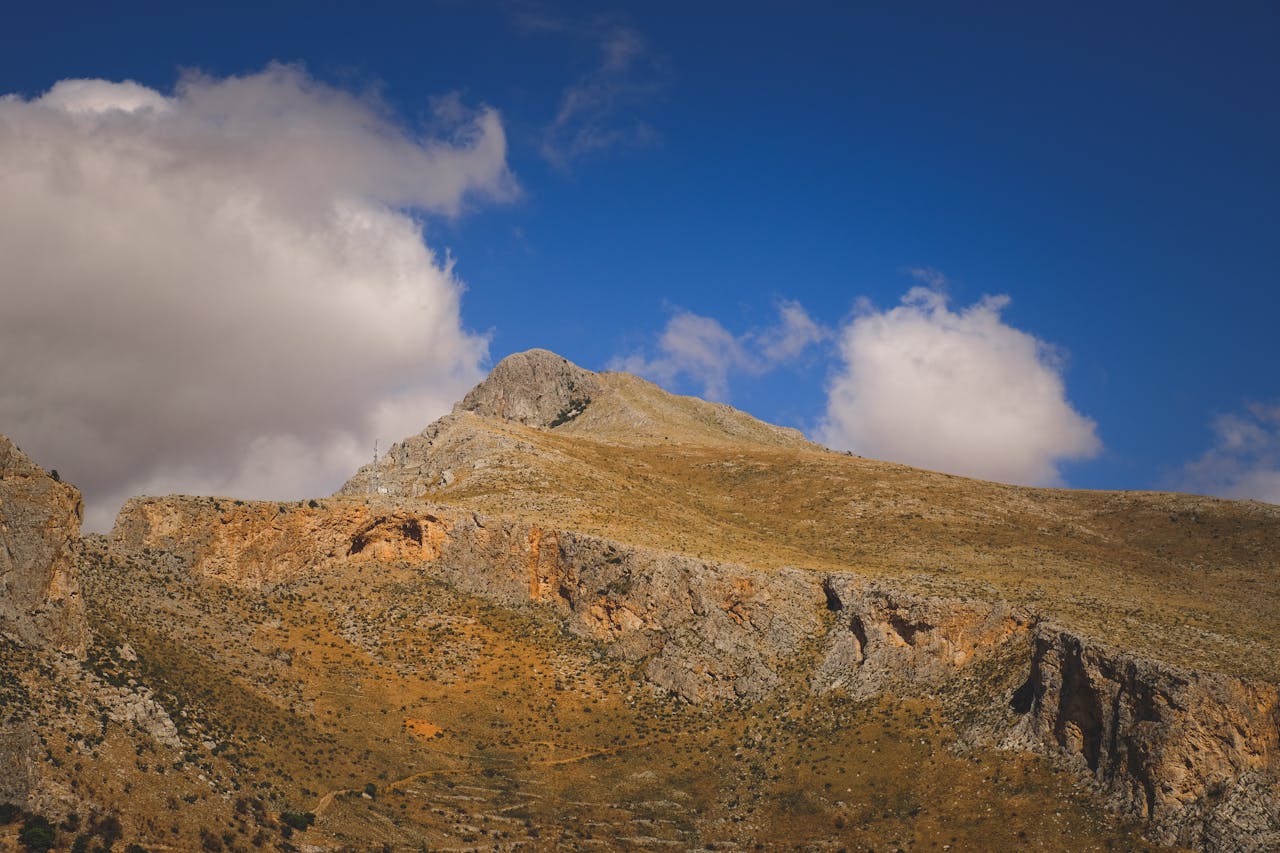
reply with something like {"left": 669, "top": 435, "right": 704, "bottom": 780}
{"left": 0, "top": 65, "right": 515, "bottom": 530}
{"left": 1180, "top": 404, "right": 1280, "bottom": 504}
{"left": 818, "top": 287, "right": 1100, "bottom": 485}
{"left": 611, "top": 301, "right": 827, "bottom": 401}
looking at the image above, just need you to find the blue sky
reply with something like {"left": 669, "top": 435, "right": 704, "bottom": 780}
{"left": 2, "top": 2, "right": 1278, "bottom": 526}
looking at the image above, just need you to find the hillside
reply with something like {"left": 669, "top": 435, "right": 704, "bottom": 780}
{"left": 1, "top": 349, "right": 1277, "bottom": 851}
{"left": 343, "top": 350, "right": 1280, "bottom": 684}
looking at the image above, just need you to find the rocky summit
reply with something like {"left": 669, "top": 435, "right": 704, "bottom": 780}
{"left": 2, "top": 349, "right": 1277, "bottom": 851}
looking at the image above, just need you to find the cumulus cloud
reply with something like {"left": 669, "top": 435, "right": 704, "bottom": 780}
{"left": 1180, "top": 404, "right": 1280, "bottom": 504}
{"left": 818, "top": 288, "right": 1100, "bottom": 485}
{"left": 0, "top": 65, "right": 515, "bottom": 530}
{"left": 611, "top": 301, "right": 827, "bottom": 401}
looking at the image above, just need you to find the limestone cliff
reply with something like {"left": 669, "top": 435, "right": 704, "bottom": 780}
{"left": 1012, "top": 628, "right": 1280, "bottom": 850}
{"left": 0, "top": 435, "right": 86, "bottom": 656}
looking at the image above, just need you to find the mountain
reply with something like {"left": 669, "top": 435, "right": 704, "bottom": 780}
{"left": 2, "top": 349, "right": 1277, "bottom": 851}
{"left": 345, "top": 349, "right": 1280, "bottom": 685}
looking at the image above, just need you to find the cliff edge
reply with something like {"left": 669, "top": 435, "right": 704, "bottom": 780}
{"left": 0, "top": 435, "right": 86, "bottom": 656}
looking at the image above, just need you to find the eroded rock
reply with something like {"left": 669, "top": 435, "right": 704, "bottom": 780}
{"left": 0, "top": 435, "right": 87, "bottom": 656}
{"left": 1011, "top": 626, "right": 1280, "bottom": 850}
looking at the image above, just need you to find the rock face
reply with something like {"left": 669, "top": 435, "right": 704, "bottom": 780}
{"left": 0, "top": 437, "right": 90, "bottom": 811}
{"left": 813, "top": 577, "right": 1031, "bottom": 700}
{"left": 1012, "top": 628, "right": 1280, "bottom": 851}
{"left": 0, "top": 435, "right": 86, "bottom": 656}
{"left": 455, "top": 348, "right": 601, "bottom": 428}
{"left": 111, "top": 494, "right": 1280, "bottom": 849}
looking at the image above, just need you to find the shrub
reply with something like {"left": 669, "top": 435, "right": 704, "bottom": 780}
{"left": 89, "top": 814, "right": 123, "bottom": 849}
{"left": 200, "top": 827, "right": 224, "bottom": 851}
{"left": 0, "top": 803, "right": 21, "bottom": 824}
{"left": 279, "top": 811, "right": 314, "bottom": 832}
{"left": 18, "top": 815, "right": 56, "bottom": 852}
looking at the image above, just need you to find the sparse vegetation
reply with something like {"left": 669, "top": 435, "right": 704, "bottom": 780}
{"left": 6, "top": 357, "right": 1271, "bottom": 849}
{"left": 51, "top": 534, "right": 1167, "bottom": 850}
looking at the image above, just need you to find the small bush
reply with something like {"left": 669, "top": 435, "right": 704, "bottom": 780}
{"left": 280, "top": 811, "right": 314, "bottom": 832}
{"left": 18, "top": 815, "right": 56, "bottom": 852}
{"left": 88, "top": 814, "right": 122, "bottom": 849}
{"left": 0, "top": 803, "right": 22, "bottom": 824}
{"left": 200, "top": 827, "right": 224, "bottom": 851}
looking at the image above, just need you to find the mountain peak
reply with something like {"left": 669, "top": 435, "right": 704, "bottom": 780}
{"left": 454, "top": 349, "right": 600, "bottom": 428}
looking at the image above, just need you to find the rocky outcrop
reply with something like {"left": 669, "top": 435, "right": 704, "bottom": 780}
{"left": 455, "top": 348, "right": 600, "bottom": 428}
{"left": 111, "top": 495, "right": 823, "bottom": 701}
{"left": 337, "top": 411, "right": 545, "bottom": 499}
{"left": 1, "top": 436, "right": 90, "bottom": 814}
{"left": 1010, "top": 627, "right": 1280, "bottom": 851}
{"left": 110, "top": 494, "right": 1279, "bottom": 849}
{"left": 99, "top": 681, "right": 182, "bottom": 750}
{"left": 815, "top": 578, "right": 1280, "bottom": 849}
{"left": 813, "top": 577, "right": 1032, "bottom": 700}
{"left": 110, "top": 495, "right": 451, "bottom": 585}
{"left": 0, "top": 435, "right": 87, "bottom": 656}
{"left": 437, "top": 524, "right": 826, "bottom": 701}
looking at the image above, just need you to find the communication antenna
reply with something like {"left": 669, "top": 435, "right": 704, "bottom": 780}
{"left": 372, "top": 439, "right": 390, "bottom": 495}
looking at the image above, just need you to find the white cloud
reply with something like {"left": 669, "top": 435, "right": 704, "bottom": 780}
{"left": 818, "top": 287, "right": 1100, "bottom": 485}
{"left": 0, "top": 65, "right": 516, "bottom": 531}
{"left": 35, "top": 78, "right": 171, "bottom": 114}
{"left": 1180, "top": 404, "right": 1280, "bottom": 504}
{"left": 611, "top": 301, "right": 827, "bottom": 401}
{"left": 758, "top": 301, "right": 828, "bottom": 363}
